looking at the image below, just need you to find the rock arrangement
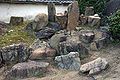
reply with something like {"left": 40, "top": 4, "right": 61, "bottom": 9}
{"left": 0, "top": 1, "right": 111, "bottom": 80}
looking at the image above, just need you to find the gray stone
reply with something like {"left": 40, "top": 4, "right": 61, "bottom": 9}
{"left": 1, "top": 43, "right": 29, "bottom": 63}
{"left": 88, "top": 14, "right": 101, "bottom": 28}
{"left": 5, "top": 61, "right": 49, "bottom": 79}
{"left": 55, "top": 52, "right": 81, "bottom": 71}
{"left": 49, "top": 33, "right": 67, "bottom": 53}
{"left": 79, "top": 15, "right": 88, "bottom": 25}
{"left": 56, "top": 14, "right": 67, "bottom": 29}
{"left": 10, "top": 16, "right": 23, "bottom": 25}
{"left": 79, "top": 31, "right": 95, "bottom": 43}
{"left": 59, "top": 40, "right": 88, "bottom": 56}
{"left": 85, "top": 7, "right": 94, "bottom": 16}
{"left": 80, "top": 57, "right": 108, "bottom": 75}
{"left": 48, "top": 2, "right": 56, "bottom": 22}
{"left": 0, "top": 21, "right": 7, "bottom": 35}
{"left": 35, "top": 28, "right": 55, "bottom": 39}
{"left": 67, "top": 1, "right": 79, "bottom": 30}
{"left": 34, "top": 13, "right": 48, "bottom": 31}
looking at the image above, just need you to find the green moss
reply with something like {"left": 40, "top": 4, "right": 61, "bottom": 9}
{"left": 0, "top": 21, "right": 36, "bottom": 47}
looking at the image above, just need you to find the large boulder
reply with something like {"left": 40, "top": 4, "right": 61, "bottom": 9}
{"left": 48, "top": 2, "right": 56, "bottom": 22}
{"left": 80, "top": 57, "right": 108, "bottom": 75}
{"left": 67, "top": 1, "right": 79, "bottom": 30}
{"left": 5, "top": 61, "right": 49, "bottom": 79}
{"left": 55, "top": 52, "right": 81, "bottom": 71}
{"left": 34, "top": 13, "right": 48, "bottom": 31}
{"left": 59, "top": 40, "right": 88, "bottom": 56}
{"left": 29, "top": 47, "right": 56, "bottom": 62}
{"left": 0, "top": 43, "right": 30, "bottom": 63}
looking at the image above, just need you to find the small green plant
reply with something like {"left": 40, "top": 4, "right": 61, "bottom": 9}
{"left": 108, "top": 10, "right": 120, "bottom": 40}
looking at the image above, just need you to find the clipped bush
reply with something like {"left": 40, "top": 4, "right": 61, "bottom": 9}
{"left": 77, "top": 0, "right": 109, "bottom": 14}
{"left": 108, "top": 10, "right": 120, "bottom": 40}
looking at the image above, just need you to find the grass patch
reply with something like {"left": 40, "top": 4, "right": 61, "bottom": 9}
{"left": 0, "top": 21, "right": 36, "bottom": 47}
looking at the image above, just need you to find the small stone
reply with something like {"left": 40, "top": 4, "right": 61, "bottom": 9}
{"left": 55, "top": 52, "right": 81, "bottom": 71}
{"left": 80, "top": 57, "right": 108, "bottom": 75}
{"left": 10, "top": 16, "right": 23, "bottom": 25}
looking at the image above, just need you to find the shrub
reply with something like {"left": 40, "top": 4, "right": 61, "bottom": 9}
{"left": 77, "top": 0, "right": 109, "bottom": 14}
{"left": 108, "top": 10, "right": 120, "bottom": 40}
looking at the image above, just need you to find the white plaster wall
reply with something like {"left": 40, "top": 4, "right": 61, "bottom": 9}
{"left": 0, "top": 3, "right": 68, "bottom": 23}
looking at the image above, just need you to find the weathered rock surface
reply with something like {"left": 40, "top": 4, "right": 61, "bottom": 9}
{"left": 80, "top": 30, "right": 95, "bottom": 43}
{"left": 35, "top": 28, "right": 55, "bottom": 39}
{"left": 85, "top": 7, "right": 94, "bottom": 16}
{"left": 56, "top": 14, "right": 67, "bottom": 29}
{"left": 34, "top": 13, "right": 48, "bottom": 31}
{"left": 59, "top": 40, "right": 88, "bottom": 55}
{"left": 80, "top": 57, "right": 108, "bottom": 75}
{"left": 0, "top": 43, "right": 30, "bottom": 63}
{"left": 5, "top": 61, "right": 49, "bottom": 79}
{"left": 67, "top": 1, "right": 79, "bottom": 30}
{"left": 29, "top": 47, "right": 56, "bottom": 61}
{"left": 10, "top": 16, "right": 23, "bottom": 25}
{"left": 55, "top": 52, "right": 81, "bottom": 71}
{"left": 48, "top": 2, "right": 56, "bottom": 22}
{"left": 88, "top": 14, "right": 101, "bottom": 28}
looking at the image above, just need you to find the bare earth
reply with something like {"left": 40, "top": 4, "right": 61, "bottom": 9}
{"left": 1, "top": 44, "right": 120, "bottom": 80}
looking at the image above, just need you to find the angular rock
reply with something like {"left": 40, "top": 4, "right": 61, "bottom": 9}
{"left": 35, "top": 28, "right": 55, "bottom": 39}
{"left": 29, "top": 47, "right": 56, "bottom": 60}
{"left": 29, "top": 39, "right": 50, "bottom": 50}
{"left": 56, "top": 15, "right": 67, "bottom": 29}
{"left": 55, "top": 52, "right": 81, "bottom": 71}
{"left": 88, "top": 14, "right": 101, "bottom": 28}
{"left": 80, "top": 57, "right": 108, "bottom": 75}
{"left": 49, "top": 33, "right": 67, "bottom": 53}
{"left": 34, "top": 13, "right": 48, "bottom": 31}
{"left": 5, "top": 61, "right": 49, "bottom": 79}
{"left": 79, "top": 31, "right": 95, "bottom": 43}
{"left": 79, "top": 15, "right": 88, "bottom": 25}
{"left": 10, "top": 16, "right": 23, "bottom": 25}
{"left": 90, "top": 37, "right": 108, "bottom": 51}
{"left": 67, "top": 1, "right": 79, "bottom": 30}
{"left": 85, "top": 7, "right": 94, "bottom": 16}
{"left": 48, "top": 2, "right": 56, "bottom": 22}
{"left": 59, "top": 40, "right": 88, "bottom": 56}
{"left": 1, "top": 43, "right": 29, "bottom": 63}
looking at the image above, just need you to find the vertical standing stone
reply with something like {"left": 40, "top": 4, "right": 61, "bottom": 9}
{"left": 48, "top": 2, "right": 56, "bottom": 22}
{"left": 85, "top": 7, "right": 94, "bottom": 16}
{"left": 67, "top": 1, "right": 79, "bottom": 31}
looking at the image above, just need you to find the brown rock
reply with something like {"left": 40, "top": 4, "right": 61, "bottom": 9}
{"left": 67, "top": 1, "right": 79, "bottom": 31}
{"left": 30, "top": 47, "right": 56, "bottom": 60}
